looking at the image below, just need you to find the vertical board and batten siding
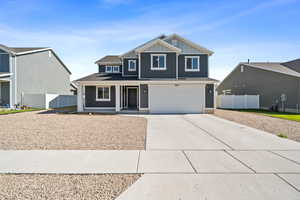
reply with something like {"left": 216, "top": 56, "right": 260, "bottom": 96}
{"left": 0, "top": 52, "right": 10, "bottom": 72}
{"left": 123, "top": 58, "right": 138, "bottom": 76}
{"left": 178, "top": 54, "right": 208, "bottom": 77}
{"left": 0, "top": 82, "right": 10, "bottom": 105}
{"left": 140, "top": 84, "right": 148, "bottom": 108}
{"left": 217, "top": 95, "right": 259, "bottom": 109}
{"left": 164, "top": 38, "right": 205, "bottom": 54}
{"left": 16, "top": 50, "right": 71, "bottom": 105}
{"left": 85, "top": 86, "right": 116, "bottom": 107}
{"left": 140, "top": 52, "right": 176, "bottom": 78}
{"left": 205, "top": 84, "right": 214, "bottom": 108}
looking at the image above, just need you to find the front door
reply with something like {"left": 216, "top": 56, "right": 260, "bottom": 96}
{"left": 127, "top": 88, "right": 137, "bottom": 109}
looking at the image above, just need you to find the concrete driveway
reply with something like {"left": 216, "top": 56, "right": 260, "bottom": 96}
{"left": 115, "top": 114, "right": 300, "bottom": 200}
{"left": 146, "top": 114, "right": 300, "bottom": 150}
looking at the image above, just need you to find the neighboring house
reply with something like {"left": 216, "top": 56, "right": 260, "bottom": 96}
{"left": 217, "top": 59, "right": 300, "bottom": 112}
{"left": 0, "top": 44, "right": 72, "bottom": 108}
{"left": 76, "top": 34, "right": 218, "bottom": 114}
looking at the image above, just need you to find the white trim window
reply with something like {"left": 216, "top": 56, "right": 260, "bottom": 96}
{"left": 185, "top": 56, "right": 200, "bottom": 72}
{"left": 96, "top": 86, "right": 111, "bottom": 101}
{"left": 151, "top": 54, "right": 166, "bottom": 70}
{"left": 105, "top": 66, "right": 120, "bottom": 73}
{"left": 128, "top": 60, "right": 136, "bottom": 71}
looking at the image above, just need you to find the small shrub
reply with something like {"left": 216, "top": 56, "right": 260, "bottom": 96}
{"left": 277, "top": 133, "right": 288, "bottom": 138}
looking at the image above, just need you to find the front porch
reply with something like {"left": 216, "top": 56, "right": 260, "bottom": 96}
{"left": 80, "top": 84, "right": 149, "bottom": 113}
{"left": 0, "top": 80, "right": 10, "bottom": 108}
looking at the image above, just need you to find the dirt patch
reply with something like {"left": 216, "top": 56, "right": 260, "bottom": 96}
{"left": 214, "top": 109, "right": 300, "bottom": 142}
{"left": 0, "top": 111, "right": 147, "bottom": 150}
{"left": 0, "top": 174, "right": 140, "bottom": 200}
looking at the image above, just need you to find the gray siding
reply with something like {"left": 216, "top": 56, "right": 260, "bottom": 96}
{"left": 85, "top": 86, "right": 116, "bottom": 107}
{"left": 140, "top": 52, "right": 176, "bottom": 78}
{"left": 140, "top": 84, "right": 148, "bottom": 108}
{"left": 98, "top": 65, "right": 122, "bottom": 73}
{"left": 16, "top": 50, "right": 71, "bottom": 104}
{"left": 0, "top": 53, "right": 10, "bottom": 72}
{"left": 178, "top": 54, "right": 208, "bottom": 77}
{"left": 123, "top": 58, "right": 138, "bottom": 76}
{"left": 0, "top": 82, "right": 10, "bottom": 105}
{"left": 217, "top": 65, "right": 300, "bottom": 110}
{"left": 205, "top": 84, "right": 214, "bottom": 108}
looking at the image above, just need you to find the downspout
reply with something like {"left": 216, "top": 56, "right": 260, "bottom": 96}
{"left": 176, "top": 53, "right": 178, "bottom": 80}
{"left": 14, "top": 56, "right": 17, "bottom": 107}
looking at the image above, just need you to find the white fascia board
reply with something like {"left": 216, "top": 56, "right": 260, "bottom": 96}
{"left": 15, "top": 48, "right": 51, "bottom": 56}
{"left": 78, "top": 80, "right": 219, "bottom": 85}
{"left": 135, "top": 39, "right": 181, "bottom": 53}
{"left": 0, "top": 73, "right": 13, "bottom": 78}
{"left": 164, "top": 34, "right": 214, "bottom": 55}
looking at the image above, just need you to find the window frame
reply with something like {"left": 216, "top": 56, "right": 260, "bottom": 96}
{"left": 185, "top": 56, "right": 200, "bottom": 72}
{"left": 105, "top": 66, "right": 120, "bottom": 73}
{"left": 128, "top": 60, "right": 136, "bottom": 71}
{"left": 151, "top": 54, "right": 167, "bottom": 70}
{"left": 96, "top": 86, "right": 111, "bottom": 101}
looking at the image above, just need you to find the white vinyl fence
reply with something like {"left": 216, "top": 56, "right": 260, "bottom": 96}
{"left": 23, "top": 94, "right": 77, "bottom": 109}
{"left": 217, "top": 95, "right": 259, "bottom": 109}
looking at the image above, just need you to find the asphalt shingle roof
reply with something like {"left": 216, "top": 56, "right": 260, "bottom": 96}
{"left": 76, "top": 73, "right": 218, "bottom": 82}
{"left": 242, "top": 62, "right": 300, "bottom": 78}
{"left": 95, "top": 55, "right": 121, "bottom": 65}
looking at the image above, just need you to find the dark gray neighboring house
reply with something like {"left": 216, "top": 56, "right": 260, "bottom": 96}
{"left": 0, "top": 44, "right": 72, "bottom": 108}
{"left": 76, "top": 34, "right": 218, "bottom": 114}
{"left": 217, "top": 59, "right": 300, "bottom": 112}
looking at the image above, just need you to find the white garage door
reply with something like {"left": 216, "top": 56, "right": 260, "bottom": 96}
{"left": 149, "top": 84, "right": 205, "bottom": 113}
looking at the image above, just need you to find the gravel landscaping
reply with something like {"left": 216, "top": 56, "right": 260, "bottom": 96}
{"left": 0, "top": 111, "right": 147, "bottom": 150}
{"left": 214, "top": 109, "right": 300, "bottom": 142}
{"left": 0, "top": 174, "right": 141, "bottom": 200}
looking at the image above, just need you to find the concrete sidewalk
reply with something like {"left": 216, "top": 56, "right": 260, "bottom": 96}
{"left": 1, "top": 150, "right": 299, "bottom": 174}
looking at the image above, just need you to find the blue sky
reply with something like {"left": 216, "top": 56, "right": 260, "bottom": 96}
{"left": 0, "top": 0, "right": 299, "bottom": 81}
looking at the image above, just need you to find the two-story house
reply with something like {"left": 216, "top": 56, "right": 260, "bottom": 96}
{"left": 76, "top": 34, "right": 218, "bottom": 113}
{"left": 0, "top": 44, "right": 72, "bottom": 108}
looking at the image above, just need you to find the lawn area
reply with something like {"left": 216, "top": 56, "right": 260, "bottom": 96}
{"left": 234, "top": 109, "right": 300, "bottom": 122}
{"left": 0, "top": 108, "right": 41, "bottom": 115}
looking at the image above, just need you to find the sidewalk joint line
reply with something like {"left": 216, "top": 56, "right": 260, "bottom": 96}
{"left": 183, "top": 116, "right": 234, "bottom": 150}
{"left": 182, "top": 151, "right": 198, "bottom": 174}
{"left": 224, "top": 150, "right": 257, "bottom": 173}
{"left": 269, "top": 150, "right": 300, "bottom": 165}
{"left": 274, "top": 173, "right": 300, "bottom": 192}
{"left": 136, "top": 150, "right": 141, "bottom": 173}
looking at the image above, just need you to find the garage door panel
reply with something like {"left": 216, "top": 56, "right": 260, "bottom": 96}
{"left": 149, "top": 84, "right": 205, "bottom": 113}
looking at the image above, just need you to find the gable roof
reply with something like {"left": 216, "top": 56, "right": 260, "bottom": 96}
{"left": 120, "top": 34, "right": 166, "bottom": 58}
{"left": 163, "top": 34, "right": 214, "bottom": 55}
{"left": 95, "top": 55, "right": 122, "bottom": 65}
{"left": 135, "top": 39, "right": 181, "bottom": 53}
{"left": 0, "top": 44, "right": 50, "bottom": 55}
{"left": 242, "top": 62, "right": 300, "bottom": 78}
{"left": 0, "top": 44, "right": 72, "bottom": 75}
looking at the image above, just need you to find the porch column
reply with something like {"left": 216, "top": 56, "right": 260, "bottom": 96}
{"left": 77, "top": 84, "right": 83, "bottom": 112}
{"left": 115, "top": 85, "right": 120, "bottom": 112}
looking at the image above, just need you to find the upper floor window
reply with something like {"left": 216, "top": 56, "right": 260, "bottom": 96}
{"left": 0, "top": 53, "right": 10, "bottom": 72}
{"left": 128, "top": 60, "right": 136, "bottom": 71}
{"left": 96, "top": 86, "right": 110, "bottom": 101}
{"left": 185, "top": 56, "right": 200, "bottom": 72}
{"left": 105, "top": 66, "right": 120, "bottom": 73}
{"left": 151, "top": 54, "right": 166, "bottom": 70}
